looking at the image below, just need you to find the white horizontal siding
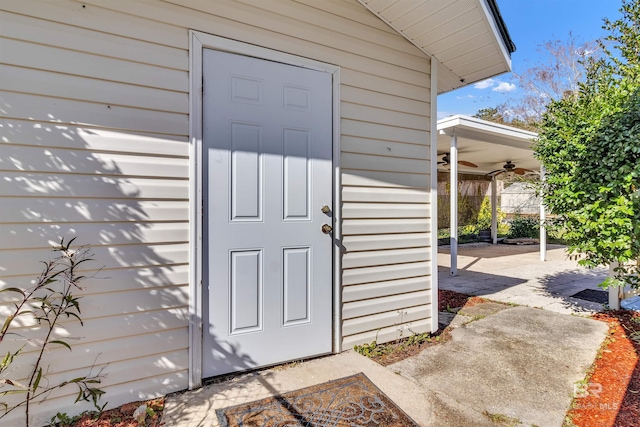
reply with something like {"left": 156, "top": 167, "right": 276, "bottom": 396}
{"left": 1, "top": 145, "right": 188, "bottom": 178}
{"left": 343, "top": 233, "right": 431, "bottom": 251}
{"left": 0, "top": 11, "right": 188, "bottom": 71}
{"left": 2, "top": 244, "right": 189, "bottom": 277}
{"left": 342, "top": 305, "right": 430, "bottom": 336}
{"left": 343, "top": 290, "right": 431, "bottom": 320}
{"left": 341, "top": 136, "right": 429, "bottom": 159}
{"left": 0, "top": 199, "right": 188, "bottom": 223}
{"left": 0, "top": 265, "right": 189, "bottom": 302}
{"left": 0, "top": 38, "right": 188, "bottom": 93}
{"left": 343, "top": 276, "right": 430, "bottom": 303}
{"left": 0, "top": 119, "right": 189, "bottom": 155}
{"left": 0, "top": 0, "right": 434, "bottom": 424}
{"left": 0, "top": 172, "right": 189, "bottom": 199}
{"left": 342, "top": 119, "right": 428, "bottom": 145}
{"left": 342, "top": 219, "right": 430, "bottom": 235}
{"left": 342, "top": 203, "right": 430, "bottom": 219}
{"left": 343, "top": 261, "right": 431, "bottom": 286}
{"left": 343, "top": 247, "right": 430, "bottom": 269}
{"left": 0, "top": 91, "right": 188, "bottom": 135}
{"left": 1, "top": 65, "right": 188, "bottom": 114}
{"left": 342, "top": 152, "right": 429, "bottom": 174}
{"left": 342, "top": 169, "right": 430, "bottom": 188}
{"left": 343, "top": 187, "right": 428, "bottom": 203}
{"left": 1, "top": 222, "right": 189, "bottom": 250}
{"left": 342, "top": 318, "right": 432, "bottom": 349}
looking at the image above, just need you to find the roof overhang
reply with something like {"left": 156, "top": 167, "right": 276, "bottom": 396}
{"left": 356, "top": 0, "right": 516, "bottom": 93}
{"left": 437, "top": 115, "right": 539, "bottom": 175}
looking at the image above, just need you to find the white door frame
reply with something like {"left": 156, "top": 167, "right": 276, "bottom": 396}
{"left": 188, "top": 30, "right": 341, "bottom": 389}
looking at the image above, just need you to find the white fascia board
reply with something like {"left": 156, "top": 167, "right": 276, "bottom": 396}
{"left": 477, "top": 0, "right": 512, "bottom": 72}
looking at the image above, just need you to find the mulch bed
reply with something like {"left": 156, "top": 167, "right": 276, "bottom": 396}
{"left": 62, "top": 397, "right": 164, "bottom": 427}
{"left": 566, "top": 310, "right": 640, "bottom": 427}
{"left": 360, "top": 290, "right": 486, "bottom": 367}
{"left": 438, "top": 289, "right": 488, "bottom": 312}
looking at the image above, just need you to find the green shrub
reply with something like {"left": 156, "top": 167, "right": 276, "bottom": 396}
{"left": 508, "top": 216, "right": 539, "bottom": 238}
{"left": 0, "top": 238, "right": 106, "bottom": 427}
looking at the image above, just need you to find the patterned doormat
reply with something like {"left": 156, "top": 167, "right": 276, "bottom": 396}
{"left": 216, "top": 372, "right": 419, "bottom": 427}
{"left": 571, "top": 289, "right": 609, "bottom": 304}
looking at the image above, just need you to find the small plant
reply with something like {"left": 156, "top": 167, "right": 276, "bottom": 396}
{"left": 50, "top": 412, "right": 82, "bottom": 426}
{"left": 445, "top": 305, "right": 459, "bottom": 314}
{"left": 133, "top": 404, "right": 148, "bottom": 423}
{"left": 0, "top": 238, "right": 106, "bottom": 426}
{"left": 353, "top": 340, "right": 389, "bottom": 358}
{"left": 508, "top": 216, "right": 540, "bottom": 238}
{"left": 482, "top": 410, "right": 522, "bottom": 426}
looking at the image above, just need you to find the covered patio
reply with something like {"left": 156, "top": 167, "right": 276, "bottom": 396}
{"left": 437, "top": 243, "right": 609, "bottom": 315}
{"left": 436, "top": 115, "right": 543, "bottom": 276}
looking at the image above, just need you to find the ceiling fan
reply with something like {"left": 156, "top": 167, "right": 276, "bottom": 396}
{"left": 487, "top": 161, "right": 533, "bottom": 177}
{"left": 437, "top": 153, "right": 478, "bottom": 168}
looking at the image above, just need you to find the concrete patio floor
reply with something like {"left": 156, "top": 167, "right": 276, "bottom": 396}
{"left": 439, "top": 243, "right": 608, "bottom": 314}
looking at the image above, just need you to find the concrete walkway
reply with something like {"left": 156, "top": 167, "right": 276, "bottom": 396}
{"left": 164, "top": 351, "right": 436, "bottom": 427}
{"left": 164, "top": 304, "right": 608, "bottom": 426}
{"left": 163, "top": 244, "right": 610, "bottom": 426}
{"left": 439, "top": 243, "right": 608, "bottom": 314}
{"left": 390, "top": 305, "right": 608, "bottom": 426}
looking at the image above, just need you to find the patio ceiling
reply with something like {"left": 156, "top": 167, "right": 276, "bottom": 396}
{"left": 437, "top": 115, "right": 540, "bottom": 176}
{"left": 356, "top": 0, "right": 516, "bottom": 93}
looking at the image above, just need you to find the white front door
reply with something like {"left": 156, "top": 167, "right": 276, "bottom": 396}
{"left": 202, "top": 49, "right": 333, "bottom": 377}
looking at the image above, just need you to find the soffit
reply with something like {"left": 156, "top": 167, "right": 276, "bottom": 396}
{"left": 437, "top": 115, "right": 540, "bottom": 175}
{"left": 356, "top": 0, "right": 514, "bottom": 93}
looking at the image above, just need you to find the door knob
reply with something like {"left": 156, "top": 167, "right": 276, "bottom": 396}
{"left": 321, "top": 205, "right": 331, "bottom": 214}
{"left": 321, "top": 224, "right": 333, "bottom": 234}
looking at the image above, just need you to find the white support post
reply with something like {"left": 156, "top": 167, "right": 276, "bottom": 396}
{"left": 450, "top": 134, "right": 458, "bottom": 276}
{"left": 491, "top": 176, "right": 498, "bottom": 244}
{"left": 609, "top": 262, "right": 621, "bottom": 309}
{"left": 540, "top": 166, "right": 547, "bottom": 261}
{"left": 429, "top": 56, "right": 439, "bottom": 333}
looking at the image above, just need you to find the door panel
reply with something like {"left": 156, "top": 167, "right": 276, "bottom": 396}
{"left": 202, "top": 49, "right": 333, "bottom": 378}
{"left": 230, "top": 122, "right": 262, "bottom": 221}
{"left": 229, "top": 250, "right": 262, "bottom": 334}
{"left": 283, "top": 247, "right": 311, "bottom": 325}
{"left": 283, "top": 128, "right": 311, "bottom": 220}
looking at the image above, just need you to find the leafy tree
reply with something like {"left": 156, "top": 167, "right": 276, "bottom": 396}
{"left": 474, "top": 107, "right": 508, "bottom": 125}
{"left": 534, "top": 0, "right": 640, "bottom": 288}
{"left": 475, "top": 33, "right": 599, "bottom": 132}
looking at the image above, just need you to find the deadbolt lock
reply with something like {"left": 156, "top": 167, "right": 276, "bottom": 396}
{"left": 321, "top": 224, "right": 333, "bottom": 234}
{"left": 321, "top": 205, "right": 331, "bottom": 214}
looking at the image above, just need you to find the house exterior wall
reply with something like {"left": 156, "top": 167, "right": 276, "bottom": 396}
{"left": 501, "top": 183, "right": 540, "bottom": 216}
{"left": 0, "top": 0, "right": 432, "bottom": 423}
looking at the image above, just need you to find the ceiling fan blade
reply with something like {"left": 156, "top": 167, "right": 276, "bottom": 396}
{"left": 437, "top": 161, "right": 447, "bottom": 165}
{"left": 514, "top": 168, "right": 533, "bottom": 175}
{"left": 487, "top": 169, "right": 505, "bottom": 176}
{"left": 458, "top": 160, "right": 478, "bottom": 168}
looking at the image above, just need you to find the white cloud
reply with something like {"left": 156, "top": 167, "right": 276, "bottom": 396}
{"left": 455, "top": 94, "right": 475, "bottom": 100}
{"left": 437, "top": 111, "right": 456, "bottom": 120}
{"left": 493, "top": 82, "right": 516, "bottom": 92}
{"left": 474, "top": 79, "right": 495, "bottom": 89}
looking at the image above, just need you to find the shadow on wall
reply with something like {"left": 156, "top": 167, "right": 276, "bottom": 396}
{"left": 0, "top": 113, "right": 201, "bottom": 421}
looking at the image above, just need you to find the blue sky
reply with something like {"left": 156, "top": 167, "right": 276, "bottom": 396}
{"left": 437, "top": 0, "right": 623, "bottom": 118}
